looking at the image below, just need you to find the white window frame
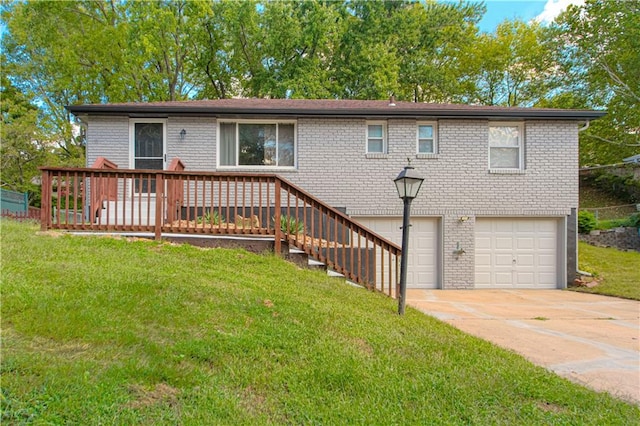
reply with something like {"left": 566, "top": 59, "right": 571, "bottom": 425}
{"left": 366, "top": 121, "right": 387, "bottom": 154}
{"left": 217, "top": 119, "right": 297, "bottom": 169}
{"left": 416, "top": 122, "right": 438, "bottom": 154}
{"left": 488, "top": 122, "right": 524, "bottom": 171}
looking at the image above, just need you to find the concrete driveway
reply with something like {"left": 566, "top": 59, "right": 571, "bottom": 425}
{"left": 406, "top": 289, "right": 640, "bottom": 405}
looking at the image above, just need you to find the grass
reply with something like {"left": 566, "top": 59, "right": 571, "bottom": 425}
{"left": 2, "top": 220, "right": 639, "bottom": 424}
{"left": 576, "top": 241, "right": 640, "bottom": 300}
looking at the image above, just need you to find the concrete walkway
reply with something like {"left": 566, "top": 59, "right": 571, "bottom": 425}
{"left": 406, "top": 289, "right": 640, "bottom": 404}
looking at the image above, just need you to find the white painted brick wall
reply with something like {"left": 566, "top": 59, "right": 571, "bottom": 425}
{"left": 167, "top": 118, "right": 217, "bottom": 170}
{"left": 86, "top": 116, "right": 129, "bottom": 168}
{"left": 85, "top": 115, "right": 579, "bottom": 289}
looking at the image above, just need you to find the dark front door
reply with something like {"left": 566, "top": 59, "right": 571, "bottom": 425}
{"left": 134, "top": 122, "right": 164, "bottom": 193}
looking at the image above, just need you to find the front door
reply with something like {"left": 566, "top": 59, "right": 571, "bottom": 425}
{"left": 133, "top": 121, "right": 165, "bottom": 193}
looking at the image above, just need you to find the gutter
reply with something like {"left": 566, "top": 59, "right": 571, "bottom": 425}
{"left": 65, "top": 105, "right": 607, "bottom": 121}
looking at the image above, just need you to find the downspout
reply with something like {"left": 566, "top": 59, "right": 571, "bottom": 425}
{"left": 571, "top": 120, "right": 590, "bottom": 287}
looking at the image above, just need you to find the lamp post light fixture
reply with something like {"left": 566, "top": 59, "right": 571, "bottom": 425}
{"left": 180, "top": 129, "right": 187, "bottom": 141}
{"left": 394, "top": 163, "right": 424, "bottom": 315}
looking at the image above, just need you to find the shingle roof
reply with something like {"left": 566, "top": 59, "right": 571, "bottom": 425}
{"left": 66, "top": 98, "right": 606, "bottom": 120}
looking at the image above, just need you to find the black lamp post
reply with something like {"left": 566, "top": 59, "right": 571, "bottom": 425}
{"left": 394, "top": 164, "right": 424, "bottom": 315}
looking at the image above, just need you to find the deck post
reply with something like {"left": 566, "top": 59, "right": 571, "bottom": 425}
{"left": 274, "top": 178, "right": 282, "bottom": 256}
{"left": 40, "top": 169, "right": 50, "bottom": 231}
{"left": 155, "top": 173, "right": 164, "bottom": 240}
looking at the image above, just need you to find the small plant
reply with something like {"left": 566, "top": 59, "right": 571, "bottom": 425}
{"left": 627, "top": 213, "right": 640, "bottom": 228}
{"left": 577, "top": 210, "right": 596, "bottom": 234}
{"left": 275, "top": 215, "right": 305, "bottom": 235}
{"left": 197, "top": 211, "right": 223, "bottom": 225}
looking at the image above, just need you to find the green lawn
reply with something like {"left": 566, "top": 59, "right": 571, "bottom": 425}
{"left": 2, "top": 220, "right": 638, "bottom": 424}
{"left": 576, "top": 241, "right": 640, "bottom": 300}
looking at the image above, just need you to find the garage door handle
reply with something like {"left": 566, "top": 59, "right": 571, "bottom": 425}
{"left": 513, "top": 258, "right": 517, "bottom": 264}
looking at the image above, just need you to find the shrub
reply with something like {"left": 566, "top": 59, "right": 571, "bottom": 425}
{"left": 578, "top": 211, "right": 597, "bottom": 234}
{"left": 275, "top": 215, "right": 305, "bottom": 235}
{"left": 628, "top": 213, "right": 640, "bottom": 228}
{"left": 197, "top": 211, "right": 223, "bottom": 225}
{"left": 585, "top": 169, "right": 640, "bottom": 203}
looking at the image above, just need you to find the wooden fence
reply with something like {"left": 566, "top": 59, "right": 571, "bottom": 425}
{"left": 1, "top": 207, "right": 41, "bottom": 222}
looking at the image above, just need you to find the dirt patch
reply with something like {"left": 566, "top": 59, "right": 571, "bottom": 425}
{"left": 572, "top": 276, "right": 602, "bottom": 288}
{"left": 239, "top": 385, "right": 268, "bottom": 417}
{"left": 126, "top": 383, "right": 181, "bottom": 410}
{"left": 352, "top": 337, "right": 374, "bottom": 357}
{"left": 536, "top": 401, "right": 568, "bottom": 414}
{"left": 167, "top": 220, "right": 264, "bottom": 231}
{"left": 36, "top": 231, "right": 64, "bottom": 238}
{"left": 287, "top": 234, "right": 346, "bottom": 249}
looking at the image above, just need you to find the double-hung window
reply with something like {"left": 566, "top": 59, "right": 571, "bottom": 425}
{"left": 219, "top": 121, "right": 295, "bottom": 167}
{"left": 488, "top": 122, "right": 524, "bottom": 170}
{"left": 417, "top": 122, "right": 437, "bottom": 154}
{"left": 366, "top": 122, "right": 387, "bottom": 154}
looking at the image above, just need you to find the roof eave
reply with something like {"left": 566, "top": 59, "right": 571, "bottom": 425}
{"left": 65, "top": 105, "right": 607, "bottom": 121}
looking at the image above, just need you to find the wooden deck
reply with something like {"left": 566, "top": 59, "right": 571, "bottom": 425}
{"left": 39, "top": 158, "right": 402, "bottom": 295}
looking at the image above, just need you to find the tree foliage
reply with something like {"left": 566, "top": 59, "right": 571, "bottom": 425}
{"left": 1, "top": 0, "right": 637, "bottom": 192}
{"left": 551, "top": 0, "right": 640, "bottom": 165}
{"left": 0, "top": 75, "right": 53, "bottom": 204}
{"left": 459, "top": 20, "right": 557, "bottom": 106}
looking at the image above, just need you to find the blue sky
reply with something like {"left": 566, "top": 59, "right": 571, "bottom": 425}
{"left": 466, "top": 0, "right": 585, "bottom": 33}
{"left": 478, "top": 1, "right": 546, "bottom": 32}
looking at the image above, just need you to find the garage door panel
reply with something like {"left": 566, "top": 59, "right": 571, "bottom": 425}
{"left": 495, "top": 272, "right": 513, "bottom": 284}
{"left": 495, "top": 254, "right": 514, "bottom": 266}
{"left": 516, "top": 221, "right": 535, "bottom": 232}
{"left": 538, "top": 237, "right": 556, "bottom": 250}
{"left": 537, "top": 221, "right": 557, "bottom": 232}
{"left": 515, "top": 272, "right": 535, "bottom": 285}
{"left": 538, "top": 254, "right": 555, "bottom": 266}
{"left": 538, "top": 273, "right": 556, "bottom": 285}
{"left": 516, "top": 254, "right": 534, "bottom": 266}
{"left": 476, "top": 237, "right": 492, "bottom": 250}
{"left": 495, "top": 221, "right": 514, "bottom": 232}
{"left": 476, "top": 220, "right": 493, "bottom": 232}
{"left": 495, "top": 237, "right": 513, "bottom": 249}
{"left": 475, "top": 218, "right": 559, "bottom": 289}
{"left": 476, "top": 272, "right": 491, "bottom": 285}
{"left": 516, "top": 237, "right": 535, "bottom": 249}
{"left": 354, "top": 217, "right": 438, "bottom": 289}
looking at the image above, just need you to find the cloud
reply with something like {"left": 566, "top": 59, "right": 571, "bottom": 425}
{"left": 535, "top": 0, "right": 585, "bottom": 24}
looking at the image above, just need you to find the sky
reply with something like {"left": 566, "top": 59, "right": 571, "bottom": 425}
{"left": 474, "top": 0, "right": 585, "bottom": 32}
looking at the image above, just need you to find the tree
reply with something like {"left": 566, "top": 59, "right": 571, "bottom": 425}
{"left": 552, "top": 0, "right": 640, "bottom": 165}
{"left": 394, "top": 1, "right": 484, "bottom": 103}
{"left": 458, "top": 19, "right": 557, "bottom": 106}
{"left": 0, "top": 75, "right": 53, "bottom": 205}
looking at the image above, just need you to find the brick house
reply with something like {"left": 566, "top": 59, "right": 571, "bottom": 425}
{"left": 66, "top": 99, "right": 604, "bottom": 290}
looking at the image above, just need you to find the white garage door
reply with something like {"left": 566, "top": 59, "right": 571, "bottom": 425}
{"left": 475, "top": 218, "right": 559, "bottom": 289}
{"left": 353, "top": 217, "right": 439, "bottom": 289}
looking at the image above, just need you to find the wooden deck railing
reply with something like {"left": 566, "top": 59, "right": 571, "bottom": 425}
{"left": 39, "top": 163, "right": 401, "bottom": 295}
{"left": 89, "top": 156, "right": 119, "bottom": 222}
